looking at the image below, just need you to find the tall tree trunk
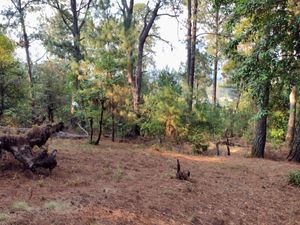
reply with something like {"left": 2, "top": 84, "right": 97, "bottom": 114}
{"left": 286, "top": 86, "right": 297, "bottom": 147}
{"left": 133, "top": 1, "right": 161, "bottom": 114}
{"left": 187, "top": 0, "right": 192, "bottom": 110}
{"left": 288, "top": 114, "right": 300, "bottom": 162}
{"left": 133, "top": 44, "right": 144, "bottom": 113}
{"left": 17, "top": 0, "right": 35, "bottom": 118}
{"left": 251, "top": 84, "right": 270, "bottom": 158}
{"left": 50, "top": 0, "right": 91, "bottom": 114}
{"left": 70, "top": 0, "right": 83, "bottom": 114}
{"left": 212, "top": 7, "right": 220, "bottom": 105}
{"left": 188, "top": 0, "right": 198, "bottom": 112}
{"left": 287, "top": 23, "right": 300, "bottom": 162}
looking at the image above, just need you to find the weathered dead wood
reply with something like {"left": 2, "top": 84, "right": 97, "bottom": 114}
{"left": 176, "top": 159, "right": 190, "bottom": 181}
{"left": 216, "top": 138, "right": 234, "bottom": 156}
{"left": 54, "top": 131, "right": 88, "bottom": 139}
{"left": 0, "top": 122, "right": 63, "bottom": 171}
{"left": 0, "top": 126, "right": 29, "bottom": 134}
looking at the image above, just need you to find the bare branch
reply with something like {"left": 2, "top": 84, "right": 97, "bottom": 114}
{"left": 79, "top": 0, "right": 92, "bottom": 30}
{"left": 22, "top": 0, "right": 40, "bottom": 11}
{"left": 148, "top": 34, "right": 172, "bottom": 47}
{"left": 157, "top": 13, "right": 178, "bottom": 18}
{"left": 48, "top": 0, "right": 73, "bottom": 32}
{"left": 196, "top": 32, "right": 231, "bottom": 38}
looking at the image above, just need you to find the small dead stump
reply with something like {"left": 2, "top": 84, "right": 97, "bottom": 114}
{"left": 176, "top": 159, "right": 190, "bottom": 181}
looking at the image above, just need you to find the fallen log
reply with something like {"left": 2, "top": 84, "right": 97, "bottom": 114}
{"left": 0, "top": 125, "right": 88, "bottom": 140}
{"left": 54, "top": 131, "right": 88, "bottom": 139}
{"left": 0, "top": 122, "right": 63, "bottom": 171}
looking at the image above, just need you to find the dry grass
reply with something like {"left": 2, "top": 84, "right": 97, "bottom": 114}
{"left": 0, "top": 138, "right": 299, "bottom": 225}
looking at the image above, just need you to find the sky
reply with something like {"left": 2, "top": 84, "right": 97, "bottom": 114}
{"left": 0, "top": 0, "right": 187, "bottom": 71}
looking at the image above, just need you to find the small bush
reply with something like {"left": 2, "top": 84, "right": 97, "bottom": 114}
{"left": 288, "top": 171, "right": 300, "bottom": 187}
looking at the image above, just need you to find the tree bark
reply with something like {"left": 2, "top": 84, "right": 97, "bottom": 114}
{"left": 187, "top": 0, "right": 198, "bottom": 112}
{"left": 187, "top": 0, "right": 192, "bottom": 109}
{"left": 89, "top": 117, "right": 94, "bottom": 143}
{"left": 94, "top": 100, "right": 105, "bottom": 145}
{"left": 286, "top": 86, "right": 297, "bottom": 147}
{"left": 49, "top": 0, "right": 92, "bottom": 114}
{"left": 0, "top": 83, "right": 4, "bottom": 117}
{"left": 212, "top": 6, "right": 220, "bottom": 105}
{"left": 112, "top": 112, "right": 115, "bottom": 142}
{"left": 47, "top": 105, "right": 54, "bottom": 122}
{"left": 14, "top": 0, "right": 35, "bottom": 119}
{"left": 251, "top": 84, "right": 270, "bottom": 158}
{"left": 133, "top": 1, "right": 161, "bottom": 114}
{"left": 288, "top": 115, "right": 300, "bottom": 162}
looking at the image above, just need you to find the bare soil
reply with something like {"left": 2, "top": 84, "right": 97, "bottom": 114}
{"left": 0, "top": 138, "right": 300, "bottom": 225}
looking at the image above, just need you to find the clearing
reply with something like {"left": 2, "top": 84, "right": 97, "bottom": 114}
{"left": 0, "top": 138, "right": 300, "bottom": 225}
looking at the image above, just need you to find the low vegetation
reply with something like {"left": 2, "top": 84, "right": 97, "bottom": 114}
{"left": 288, "top": 171, "right": 300, "bottom": 187}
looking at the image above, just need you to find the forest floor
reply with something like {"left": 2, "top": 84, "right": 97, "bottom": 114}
{"left": 0, "top": 137, "right": 300, "bottom": 225}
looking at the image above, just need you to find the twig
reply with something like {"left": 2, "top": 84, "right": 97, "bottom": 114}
{"left": 77, "top": 122, "right": 89, "bottom": 136}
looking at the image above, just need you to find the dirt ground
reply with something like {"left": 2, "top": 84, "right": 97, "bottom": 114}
{"left": 0, "top": 138, "right": 300, "bottom": 225}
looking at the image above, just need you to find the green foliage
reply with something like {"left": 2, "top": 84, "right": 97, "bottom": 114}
{"left": 268, "top": 111, "right": 287, "bottom": 141}
{"left": 188, "top": 128, "right": 209, "bottom": 155}
{"left": 288, "top": 171, "right": 300, "bottom": 187}
{"left": 0, "top": 33, "right": 30, "bottom": 126}
{"left": 141, "top": 69, "right": 186, "bottom": 139}
{"left": 33, "top": 60, "right": 70, "bottom": 122}
{"left": 225, "top": 0, "right": 300, "bottom": 104}
{"left": 141, "top": 85, "right": 186, "bottom": 139}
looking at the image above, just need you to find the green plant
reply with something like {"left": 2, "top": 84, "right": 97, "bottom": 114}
{"left": 288, "top": 171, "right": 300, "bottom": 187}
{"left": 187, "top": 129, "right": 209, "bottom": 155}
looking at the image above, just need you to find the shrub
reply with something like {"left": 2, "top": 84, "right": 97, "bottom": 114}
{"left": 288, "top": 171, "right": 300, "bottom": 187}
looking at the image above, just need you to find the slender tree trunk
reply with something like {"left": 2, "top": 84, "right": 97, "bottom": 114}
{"left": 95, "top": 100, "right": 105, "bottom": 145}
{"left": 47, "top": 105, "right": 54, "bottom": 122}
{"left": 0, "top": 85, "right": 4, "bottom": 117}
{"left": 188, "top": 0, "right": 198, "bottom": 112}
{"left": 133, "top": 1, "right": 161, "bottom": 115}
{"left": 251, "top": 84, "right": 270, "bottom": 158}
{"left": 18, "top": 1, "right": 35, "bottom": 118}
{"left": 187, "top": 0, "right": 192, "bottom": 109}
{"left": 112, "top": 112, "right": 115, "bottom": 142}
{"left": 212, "top": 7, "right": 220, "bottom": 105}
{"left": 70, "top": 0, "right": 83, "bottom": 114}
{"left": 133, "top": 44, "right": 144, "bottom": 113}
{"left": 286, "top": 86, "right": 297, "bottom": 147}
{"left": 89, "top": 117, "right": 94, "bottom": 143}
{"left": 235, "top": 91, "right": 241, "bottom": 111}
